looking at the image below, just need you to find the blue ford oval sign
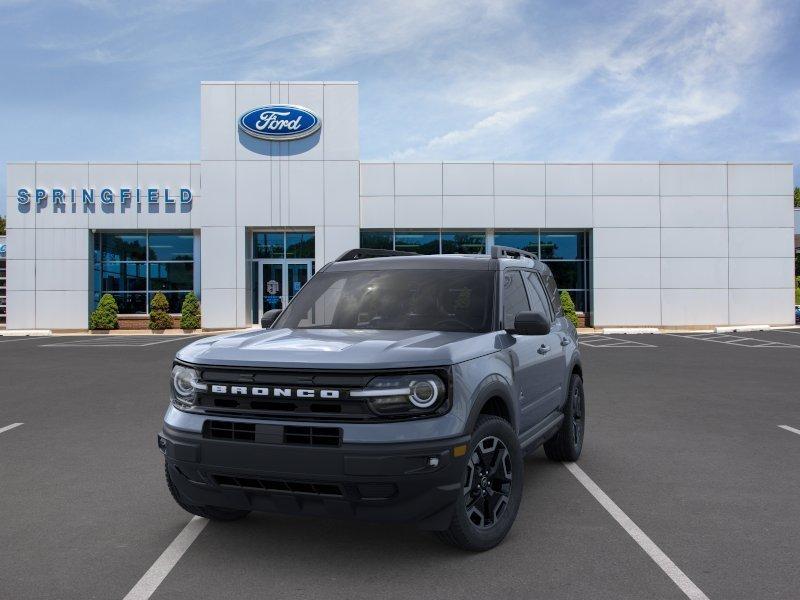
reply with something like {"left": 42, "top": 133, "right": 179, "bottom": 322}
{"left": 238, "top": 105, "right": 321, "bottom": 141}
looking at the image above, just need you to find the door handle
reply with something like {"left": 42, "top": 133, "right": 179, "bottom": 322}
{"left": 538, "top": 344, "right": 551, "bottom": 355}
{"left": 560, "top": 336, "right": 570, "bottom": 346}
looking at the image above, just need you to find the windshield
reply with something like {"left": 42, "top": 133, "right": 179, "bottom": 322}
{"left": 274, "top": 269, "right": 496, "bottom": 332}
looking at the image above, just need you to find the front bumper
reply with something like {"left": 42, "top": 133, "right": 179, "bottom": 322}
{"left": 159, "top": 423, "right": 470, "bottom": 530}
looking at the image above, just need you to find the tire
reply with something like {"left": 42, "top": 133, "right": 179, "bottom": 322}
{"left": 164, "top": 463, "right": 250, "bottom": 521}
{"left": 543, "top": 373, "right": 585, "bottom": 462}
{"left": 436, "top": 415, "right": 524, "bottom": 552}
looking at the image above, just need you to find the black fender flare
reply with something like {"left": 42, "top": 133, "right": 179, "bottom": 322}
{"left": 463, "top": 374, "right": 517, "bottom": 434}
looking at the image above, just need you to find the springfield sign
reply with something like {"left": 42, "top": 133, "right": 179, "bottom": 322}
{"left": 17, "top": 187, "right": 193, "bottom": 209}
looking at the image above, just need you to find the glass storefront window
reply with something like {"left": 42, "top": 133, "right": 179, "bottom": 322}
{"left": 360, "top": 230, "right": 393, "bottom": 250}
{"left": 441, "top": 231, "right": 485, "bottom": 254}
{"left": 395, "top": 231, "right": 439, "bottom": 254}
{"left": 543, "top": 261, "right": 584, "bottom": 289}
{"left": 286, "top": 232, "right": 315, "bottom": 258}
{"left": 253, "top": 232, "right": 284, "bottom": 259}
{"left": 493, "top": 231, "right": 538, "bottom": 254}
{"left": 540, "top": 232, "right": 584, "bottom": 260}
{"left": 93, "top": 231, "right": 195, "bottom": 314}
{"left": 147, "top": 233, "right": 194, "bottom": 261}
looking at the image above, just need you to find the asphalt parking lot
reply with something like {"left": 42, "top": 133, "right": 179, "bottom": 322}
{"left": 1, "top": 330, "right": 799, "bottom": 600}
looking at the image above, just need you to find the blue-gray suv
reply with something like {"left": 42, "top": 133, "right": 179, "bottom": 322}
{"left": 159, "top": 246, "right": 585, "bottom": 551}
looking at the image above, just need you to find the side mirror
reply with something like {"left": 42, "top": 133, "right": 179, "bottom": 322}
{"left": 509, "top": 311, "right": 550, "bottom": 336}
{"left": 260, "top": 309, "right": 282, "bottom": 329}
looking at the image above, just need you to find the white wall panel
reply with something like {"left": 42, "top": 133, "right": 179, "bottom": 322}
{"left": 593, "top": 164, "right": 658, "bottom": 196}
{"left": 36, "top": 291, "right": 87, "bottom": 329}
{"left": 6, "top": 290, "right": 36, "bottom": 329}
{"left": 395, "top": 164, "right": 442, "bottom": 196}
{"left": 494, "top": 196, "right": 545, "bottom": 228}
{"left": 35, "top": 259, "right": 88, "bottom": 291}
{"left": 661, "top": 228, "right": 728, "bottom": 257}
{"left": 360, "top": 196, "right": 394, "bottom": 228}
{"left": 545, "top": 164, "right": 592, "bottom": 195}
{"left": 442, "top": 196, "right": 493, "bottom": 228}
{"left": 287, "top": 161, "right": 323, "bottom": 227}
{"left": 35, "top": 162, "right": 88, "bottom": 191}
{"left": 201, "top": 84, "right": 236, "bottom": 161}
{"left": 200, "top": 288, "right": 238, "bottom": 329}
{"left": 323, "top": 84, "right": 359, "bottom": 160}
{"left": 729, "top": 258, "right": 794, "bottom": 288}
{"left": 729, "top": 288, "right": 794, "bottom": 325}
{"left": 234, "top": 83, "right": 274, "bottom": 161}
{"left": 236, "top": 161, "right": 271, "bottom": 226}
{"left": 545, "top": 196, "right": 592, "bottom": 227}
{"left": 6, "top": 228, "right": 36, "bottom": 260}
{"left": 660, "top": 196, "right": 727, "bottom": 228}
{"left": 729, "top": 228, "right": 793, "bottom": 258}
{"left": 659, "top": 164, "right": 727, "bottom": 196}
{"left": 322, "top": 226, "right": 358, "bottom": 264}
{"left": 7, "top": 260, "right": 35, "bottom": 291}
{"left": 728, "top": 164, "right": 793, "bottom": 195}
{"left": 35, "top": 229, "right": 88, "bottom": 260}
{"left": 728, "top": 196, "right": 793, "bottom": 228}
{"left": 7, "top": 163, "right": 35, "bottom": 196}
{"left": 593, "top": 228, "right": 660, "bottom": 258}
{"left": 494, "top": 163, "right": 545, "bottom": 196}
{"left": 661, "top": 258, "right": 728, "bottom": 289}
{"left": 137, "top": 163, "right": 191, "bottom": 191}
{"left": 594, "top": 258, "right": 659, "bottom": 288}
{"left": 88, "top": 163, "right": 138, "bottom": 191}
{"left": 661, "top": 289, "right": 728, "bottom": 326}
{"left": 324, "top": 161, "right": 359, "bottom": 227}
{"left": 360, "top": 163, "right": 394, "bottom": 196}
{"left": 195, "top": 161, "right": 236, "bottom": 227}
{"left": 593, "top": 289, "right": 661, "bottom": 326}
{"left": 287, "top": 83, "right": 325, "bottom": 160}
{"left": 593, "top": 196, "right": 659, "bottom": 227}
{"left": 443, "top": 163, "right": 493, "bottom": 196}
{"left": 395, "top": 196, "right": 442, "bottom": 228}
{"left": 200, "top": 226, "right": 237, "bottom": 289}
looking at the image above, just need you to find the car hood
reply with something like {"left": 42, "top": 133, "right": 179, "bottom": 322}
{"left": 176, "top": 328, "right": 502, "bottom": 369}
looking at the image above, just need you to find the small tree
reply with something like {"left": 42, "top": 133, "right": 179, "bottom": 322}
{"left": 180, "top": 292, "right": 201, "bottom": 329}
{"left": 89, "top": 293, "right": 119, "bottom": 330}
{"left": 560, "top": 290, "right": 579, "bottom": 327}
{"left": 149, "top": 292, "right": 173, "bottom": 330}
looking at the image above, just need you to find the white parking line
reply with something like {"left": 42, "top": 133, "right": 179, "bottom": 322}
{"left": 0, "top": 337, "right": 41, "bottom": 343}
{"left": 0, "top": 423, "right": 24, "bottom": 435}
{"left": 778, "top": 425, "right": 800, "bottom": 437}
{"left": 564, "top": 462, "right": 710, "bottom": 600}
{"left": 664, "top": 332, "right": 800, "bottom": 349}
{"left": 41, "top": 337, "right": 196, "bottom": 348}
{"left": 123, "top": 516, "right": 208, "bottom": 600}
{"left": 579, "top": 335, "right": 657, "bottom": 348}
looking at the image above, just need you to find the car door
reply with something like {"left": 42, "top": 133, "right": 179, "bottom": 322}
{"left": 501, "top": 270, "right": 553, "bottom": 435}
{"left": 523, "top": 270, "right": 568, "bottom": 417}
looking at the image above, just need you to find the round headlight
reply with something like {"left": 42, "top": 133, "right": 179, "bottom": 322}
{"left": 171, "top": 365, "right": 201, "bottom": 406}
{"left": 409, "top": 379, "right": 439, "bottom": 408}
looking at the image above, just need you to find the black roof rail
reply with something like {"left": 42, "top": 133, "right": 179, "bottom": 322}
{"left": 334, "top": 248, "right": 418, "bottom": 262}
{"left": 489, "top": 245, "right": 538, "bottom": 261}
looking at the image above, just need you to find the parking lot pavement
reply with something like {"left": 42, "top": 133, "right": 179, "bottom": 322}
{"left": 1, "top": 333, "right": 800, "bottom": 599}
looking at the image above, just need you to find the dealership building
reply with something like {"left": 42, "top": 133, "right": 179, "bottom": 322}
{"left": 4, "top": 81, "right": 796, "bottom": 331}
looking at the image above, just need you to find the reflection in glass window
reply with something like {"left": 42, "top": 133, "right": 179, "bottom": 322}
{"left": 149, "top": 263, "right": 194, "bottom": 291}
{"left": 543, "top": 261, "right": 584, "bottom": 290}
{"left": 441, "top": 232, "right": 485, "bottom": 254}
{"left": 253, "top": 232, "right": 285, "bottom": 259}
{"left": 540, "top": 232, "right": 584, "bottom": 260}
{"left": 148, "top": 292, "right": 190, "bottom": 313}
{"left": 96, "top": 233, "right": 147, "bottom": 262}
{"left": 94, "top": 292, "right": 147, "bottom": 314}
{"left": 493, "top": 231, "right": 538, "bottom": 254}
{"left": 147, "top": 233, "right": 194, "bottom": 261}
{"left": 96, "top": 263, "right": 147, "bottom": 292}
{"left": 395, "top": 231, "right": 440, "bottom": 254}
{"left": 360, "top": 230, "right": 393, "bottom": 250}
{"left": 286, "top": 232, "right": 315, "bottom": 258}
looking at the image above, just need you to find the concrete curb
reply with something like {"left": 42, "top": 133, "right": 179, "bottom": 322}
{"left": 601, "top": 327, "right": 660, "bottom": 335}
{"left": 0, "top": 330, "right": 53, "bottom": 337}
{"left": 714, "top": 325, "right": 771, "bottom": 333}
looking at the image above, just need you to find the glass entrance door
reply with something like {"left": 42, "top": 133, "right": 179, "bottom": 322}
{"left": 258, "top": 260, "right": 313, "bottom": 318}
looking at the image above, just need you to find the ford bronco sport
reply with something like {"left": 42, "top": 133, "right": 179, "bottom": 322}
{"left": 159, "top": 246, "right": 585, "bottom": 551}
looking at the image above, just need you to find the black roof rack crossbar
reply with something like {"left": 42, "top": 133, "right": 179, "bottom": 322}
{"left": 334, "top": 248, "right": 418, "bottom": 262}
{"left": 489, "top": 245, "right": 538, "bottom": 261}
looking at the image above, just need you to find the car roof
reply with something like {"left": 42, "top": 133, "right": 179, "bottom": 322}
{"left": 324, "top": 253, "right": 541, "bottom": 272}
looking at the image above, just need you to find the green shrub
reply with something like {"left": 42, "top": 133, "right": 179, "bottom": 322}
{"left": 89, "top": 293, "right": 119, "bottom": 330}
{"left": 149, "top": 292, "right": 173, "bottom": 330}
{"left": 560, "top": 290, "right": 579, "bottom": 327}
{"left": 180, "top": 292, "right": 201, "bottom": 329}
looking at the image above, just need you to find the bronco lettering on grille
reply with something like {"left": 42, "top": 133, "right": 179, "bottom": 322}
{"left": 208, "top": 385, "right": 340, "bottom": 399}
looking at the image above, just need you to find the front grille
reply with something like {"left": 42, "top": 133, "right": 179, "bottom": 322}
{"left": 284, "top": 425, "right": 341, "bottom": 447}
{"left": 205, "top": 420, "right": 255, "bottom": 441}
{"left": 212, "top": 474, "right": 344, "bottom": 497}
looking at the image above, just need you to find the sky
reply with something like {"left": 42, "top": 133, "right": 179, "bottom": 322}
{"left": 1, "top": 0, "right": 799, "bottom": 216}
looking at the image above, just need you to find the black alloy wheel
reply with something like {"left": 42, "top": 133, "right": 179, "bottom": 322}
{"left": 464, "top": 436, "right": 513, "bottom": 529}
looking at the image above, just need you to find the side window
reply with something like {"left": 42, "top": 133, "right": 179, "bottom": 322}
{"left": 541, "top": 268, "right": 564, "bottom": 317}
{"left": 502, "top": 271, "right": 530, "bottom": 328}
{"left": 522, "top": 271, "right": 552, "bottom": 321}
